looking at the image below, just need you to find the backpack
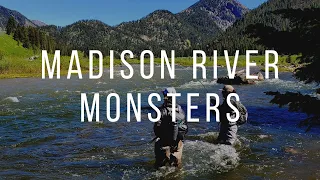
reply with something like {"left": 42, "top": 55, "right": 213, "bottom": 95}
{"left": 234, "top": 101, "right": 248, "bottom": 125}
{"left": 162, "top": 105, "right": 188, "bottom": 140}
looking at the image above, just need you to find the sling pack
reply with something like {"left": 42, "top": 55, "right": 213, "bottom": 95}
{"left": 234, "top": 101, "right": 248, "bottom": 125}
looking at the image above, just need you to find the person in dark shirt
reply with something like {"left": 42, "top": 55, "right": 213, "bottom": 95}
{"left": 153, "top": 87, "right": 188, "bottom": 168}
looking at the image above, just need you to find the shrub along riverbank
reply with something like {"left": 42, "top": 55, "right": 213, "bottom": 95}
{"left": 0, "top": 33, "right": 301, "bottom": 79}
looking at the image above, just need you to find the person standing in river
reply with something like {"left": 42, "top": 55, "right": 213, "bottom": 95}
{"left": 215, "top": 85, "right": 248, "bottom": 145}
{"left": 153, "top": 87, "right": 188, "bottom": 169}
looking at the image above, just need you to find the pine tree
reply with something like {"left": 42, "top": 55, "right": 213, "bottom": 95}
{"left": 13, "top": 25, "right": 21, "bottom": 46}
{"left": 35, "top": 29, "right": 40, "bottom": 48}
{"left": 6, "top": 16, "right": 16, "bottom": 35}
{"left": 19, "top": 26, "right": 26, "bottom": 45}
{"left": 22, "top": 27, "right": 31, "bottom": 49}
{"left": 40, "top": 31, "right": 47, "bottom": 50}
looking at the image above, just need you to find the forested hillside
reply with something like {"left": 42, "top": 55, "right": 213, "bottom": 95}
{"left": 2, "top": 0, "right": 318, "bottom": 57}
{"left": 209, "top": 0, "right": 320, "bottom": 55}
{"left": 38, "top": 0, "right": 248, "bottom": 57}
{"left": 5, "top": 16, "right": 71, "bottom": 56}
{"left": 116, "top": 10, "right": 205, "bottom": 56}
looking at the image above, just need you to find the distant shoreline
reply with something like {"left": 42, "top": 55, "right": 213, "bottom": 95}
{"left": 0, "top": 62, "right": 297, "bottom": 79}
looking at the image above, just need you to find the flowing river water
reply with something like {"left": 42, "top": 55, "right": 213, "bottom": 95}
{"left": 0, "top": 66, "right": 319, "bottom": 179}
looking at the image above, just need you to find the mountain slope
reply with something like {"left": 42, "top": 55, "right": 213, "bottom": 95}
{"left": 178, "top": 0, "right": 249, "bottom": 31}
{"left": 115, "top": 0, "right": 249, "bottom": 54}
{"left": 0, "top": 32, "right": 34, "bottom": 57}
{"left": 116, "top": 10, "right": 206, "bottom": 55}
{"left": 45, "top": 10, "right": 213, "bottom": 57}
{"left": 0, "top": 5, "right": 36, "bottom": 31}
{"left": 32, "top": 20, "right": 47, "bottom": 27}
{"left": 54, "top": 20, "right": 149, "bottom": 56}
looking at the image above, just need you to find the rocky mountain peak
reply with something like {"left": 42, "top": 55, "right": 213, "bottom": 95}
{"left": 180, "top": 0, "right": 249, "bottom": 30}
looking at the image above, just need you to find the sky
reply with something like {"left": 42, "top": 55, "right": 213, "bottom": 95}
{"left": 0, "top": 0, "right": 267, "bottom": 27}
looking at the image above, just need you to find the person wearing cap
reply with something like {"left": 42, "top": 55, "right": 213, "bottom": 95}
{"left": 215, "top": 85, "right": 246, "bottom": 145}
{"left": 153, "top": 87, "right": 188, "bottom": 168}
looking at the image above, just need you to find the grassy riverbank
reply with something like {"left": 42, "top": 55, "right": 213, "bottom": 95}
{"left": 0, "top": 33, "right": 300, "bottom": 79}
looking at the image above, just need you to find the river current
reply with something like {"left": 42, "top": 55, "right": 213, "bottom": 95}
{"left": 0, "top": 66, "right": 319, "bottom": 179}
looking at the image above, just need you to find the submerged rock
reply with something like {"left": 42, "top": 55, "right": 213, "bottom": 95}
{"left": 217, "top": 70, "right": 264, "bottom": 85}
{"left": 284, "top": 147, "right": 300, "bottom": 155}
{"left": 2, "top": 97, "right": 20, "bottom": 103}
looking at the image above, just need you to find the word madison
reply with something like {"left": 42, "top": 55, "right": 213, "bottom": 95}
{"left": 42, "top": 50, "right": 279, "bottom": 80}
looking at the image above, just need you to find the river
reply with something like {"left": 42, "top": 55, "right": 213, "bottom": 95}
{"left": 0, "top": 66, "right": 319, "bottom": 179}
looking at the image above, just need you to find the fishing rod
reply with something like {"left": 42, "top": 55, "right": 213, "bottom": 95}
{"left": 176, "top": 64, "right": 210, "bottom": 94}
{"left": 177, "top": 64, "right": 221, "bottom": 132}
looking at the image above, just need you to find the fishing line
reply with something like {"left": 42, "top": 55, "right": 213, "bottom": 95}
{"left": 176, "top": 64, "right": 209, "bottom": 94}
{"left": 176, "top": 64, "right": 221, "bottom": 132}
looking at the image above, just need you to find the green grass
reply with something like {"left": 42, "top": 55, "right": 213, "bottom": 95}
{"left": 0, "top": 34, "right": 37, "bottom": 77}
{"left": 0, "top": 34, "right": 93, "bottom": 78}
{"left": 0, "top": 33, "right": 301, "bottom": 79}
{"left": 0, "top": 33, "right": 34, "bottom": 57}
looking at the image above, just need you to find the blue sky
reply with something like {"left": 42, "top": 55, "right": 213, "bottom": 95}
{"left": 0, "top": 0, "right": 267, "bottom": 26}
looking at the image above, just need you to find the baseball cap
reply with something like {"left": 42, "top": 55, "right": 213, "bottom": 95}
{"left": 162, "top": 87, "right": 176, "bottom": 95}
{"left": 222, "top": 85, "right": 235, "bottom": 93}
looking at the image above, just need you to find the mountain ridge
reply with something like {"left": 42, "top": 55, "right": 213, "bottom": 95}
{"left": 0, "top": 5, "right": 37, "bottom": 31}
{"left": 178, "top": 0, "right": 249, "bottom": 31}
{"left": 32, "top": 20, "right": 47, "bottom": 27}
{"left": 0, "top": 0, "right": 250, "bottom": 56}
{"left": 47, "top": 0, "right": 248, "bottom": 56}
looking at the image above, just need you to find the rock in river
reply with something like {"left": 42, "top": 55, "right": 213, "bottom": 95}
{"left": 217, "top": 70, "right": 264, "bottom": 85}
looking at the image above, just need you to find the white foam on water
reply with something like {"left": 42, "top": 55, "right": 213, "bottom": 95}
{"left": 196, "top": 132, "right": 219, "bottom": 139}
{"left": 183, "top": 140, "right": 239, "bottom": 175}
{"left": 121, "top": 167, "right": 149, "bottom": 180}
{"left": 140, "top": 139, "right": 240, "bottom": 179}
{"left": 258, "top": 134, "right": 270, "bottom": 139}
{"left": 120, "top": 166, "right": 183, "bottom": 180}
{"left": 151, "top": 166, "right": 181, "bottom": 179}
{"left": 101, "top": 89, "right": 116, "bottom": 94}
{"left": 178, "top": 80, "right": 217, "bottom": 89}
{"left": 129, "top": 86, "right": 164, "bottom": 93}
{"left": 113, "top": 70, "right": 131, "bottom": 77}
{"left": 54, "top": 90, "right": 82, "bottom": 94}
{"left": 258, "top": 79, "right": 319, "bottom": 91}
{"left": 2, "top": 97, "right": 20, "bottom": 103}
{"left": 88, "top": 89, "right": 116, "bottom": 95}
{"left": 106, "top": 137, "right": 240, "bottom": 179}
{"left": 116, "top": 150, "right": 141, "bottom": 159}
{"left": 129, "top": 88, "right": 153, "bottom": 93}
{"left": 176, "top": 66, "right": 192, "bottom": 71}
{"left": 96, "top": 81, "right": 107, "bottom": 85}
